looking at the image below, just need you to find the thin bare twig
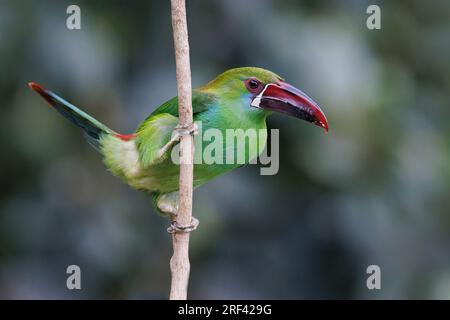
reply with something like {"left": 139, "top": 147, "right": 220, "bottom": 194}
{"left": 169, "top": 0, "right": 195, "bottom": 300}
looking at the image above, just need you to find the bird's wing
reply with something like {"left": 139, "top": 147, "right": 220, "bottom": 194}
{"left": 135, "top": 113, "right": 180, "bottom": 168}
{"left": 134, "top": 90, "right": 216, "bottom": 167}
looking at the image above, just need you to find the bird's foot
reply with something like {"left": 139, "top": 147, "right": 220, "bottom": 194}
{"left": 167, "top": 217, "right": 199, "bottom": 234}
{"left": 155, "top": 123, "right": 198, "bottom": 161}
{"left": 156, "top": 192, "right": 199, "bottom": 234}
{"left": 174, "top": 122, "right": 198, "bottom": 138}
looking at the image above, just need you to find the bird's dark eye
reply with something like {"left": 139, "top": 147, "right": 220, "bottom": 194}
{"left": 245, "top": 78, "right": 263, "bottom": 94}
{"left": 249, "top": 79, "right": 259, "bottom": 89}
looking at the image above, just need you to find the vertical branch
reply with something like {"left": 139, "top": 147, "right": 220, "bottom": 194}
{"left": 169, "top": 0, "right": 194, "bottom": 300}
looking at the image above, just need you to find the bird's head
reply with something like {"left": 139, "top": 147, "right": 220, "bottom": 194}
{"left": 202, "top": 67, "right": 328, "bottom": 132}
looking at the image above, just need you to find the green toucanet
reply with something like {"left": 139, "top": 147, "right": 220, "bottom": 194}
{"left": 29, "top": 67, "right": 328, "bottom": 230}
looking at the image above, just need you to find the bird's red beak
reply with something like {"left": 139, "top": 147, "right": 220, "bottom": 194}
{"left": 251, "top": 80, "right": 328, "bottom": 132}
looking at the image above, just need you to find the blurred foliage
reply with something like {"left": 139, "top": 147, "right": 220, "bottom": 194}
{"left": 0, "top": 0, "right": 449, "bottom": 299}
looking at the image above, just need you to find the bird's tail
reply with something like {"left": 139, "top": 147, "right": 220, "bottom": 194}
{"left": 28, "top": 82, "right": 118, "bottom": 151}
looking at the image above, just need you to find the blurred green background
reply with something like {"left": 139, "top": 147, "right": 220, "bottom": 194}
{"left": 1, "top": 0, "right": 449, "bottom": 299}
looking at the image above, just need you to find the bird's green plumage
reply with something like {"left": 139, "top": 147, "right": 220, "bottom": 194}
{"left": 32, "top": 67, "right": 284, "bottom": 215}
{"left": 102, "top": 68, "right": 282, "bottom": 197}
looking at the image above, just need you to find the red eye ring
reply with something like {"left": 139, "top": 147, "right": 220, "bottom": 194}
{"left": 245, "top": 78, "right": 263, "bottom": 94}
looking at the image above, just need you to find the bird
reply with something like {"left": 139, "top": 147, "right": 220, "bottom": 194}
{"left": 29, "top": 67, "right": 328, "bottom": 232}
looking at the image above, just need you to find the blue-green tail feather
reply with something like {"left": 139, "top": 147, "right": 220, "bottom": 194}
{"left": 28, "top": 82, "right": 115, "bottom": 151}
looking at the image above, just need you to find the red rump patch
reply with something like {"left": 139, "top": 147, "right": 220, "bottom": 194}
{"left": 114, "top": 133, "right": 137, "bottom": 141}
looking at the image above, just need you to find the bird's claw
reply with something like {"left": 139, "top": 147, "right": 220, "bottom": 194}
{"left": 174, "top": 122, "right": 198, "bottom": 138}
{"left": 167, "top": 217, "right": 199, "bottom": 234}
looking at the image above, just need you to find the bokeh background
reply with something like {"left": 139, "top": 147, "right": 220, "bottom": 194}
{"left": 1, "top": 0, "right": 449, "bottom": 299}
